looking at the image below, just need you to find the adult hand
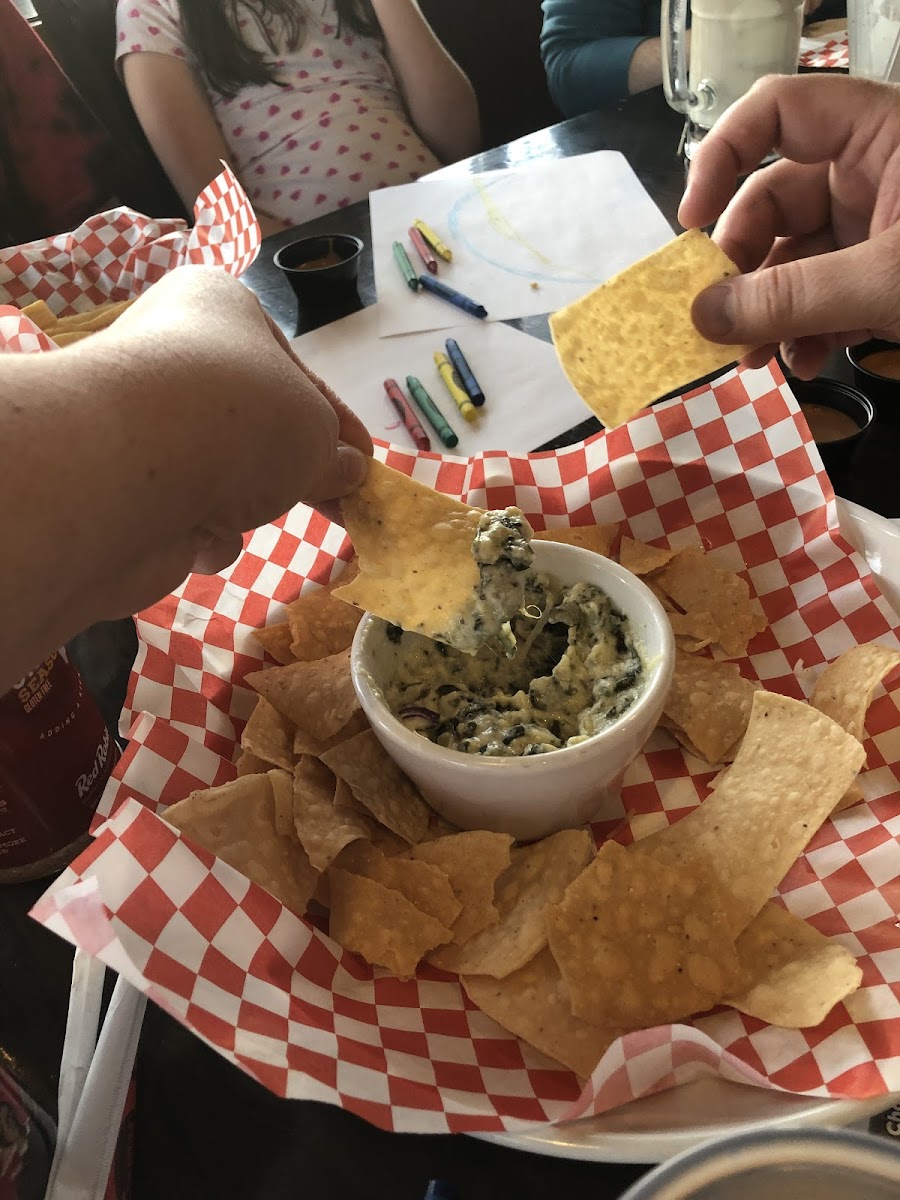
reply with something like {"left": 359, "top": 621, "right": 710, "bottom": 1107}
{"left": 679, "top": 74, "right": 900, "bottom": 379}
{"left": 99, "top": 265, "right": 372, "bottom": 611}
{"left": 0, "top": 265, "right": 374, "bottom": 689}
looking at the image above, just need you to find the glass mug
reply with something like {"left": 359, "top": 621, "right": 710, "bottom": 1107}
{"left": 848, "top": 0, "right": 900, "bottom": 80}
{"left": 662, "top": 0, "right": 805, "bottom": 160}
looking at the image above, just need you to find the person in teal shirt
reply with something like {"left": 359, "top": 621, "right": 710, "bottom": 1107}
{"left": 541, "top": 0, "right": 845, "bottom": 117}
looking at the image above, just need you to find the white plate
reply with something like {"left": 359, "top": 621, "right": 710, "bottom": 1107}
{"left": 482, "top": 498, "right": 900, "bottom": 1164}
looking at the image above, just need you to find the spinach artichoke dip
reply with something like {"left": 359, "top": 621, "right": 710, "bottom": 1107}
{"left": 378, "top": 572, "right": 647, "bottom": 758}
{"left": 446, "top": 508, "right": 535, "bottom": 655}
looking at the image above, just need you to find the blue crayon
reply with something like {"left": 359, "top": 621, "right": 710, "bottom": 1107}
{"left": 417, "top": 274, "right": 487, "bottom": 320}
{"left": 445, "top": 338, "right": 484, "bottom": 407}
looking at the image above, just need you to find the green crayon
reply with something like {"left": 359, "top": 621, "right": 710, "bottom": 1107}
{"left": 406, "top": 374, "right": 458, "bottom": 448}
{"left": 392, "top": 241, "right": 419, "bottom": 292}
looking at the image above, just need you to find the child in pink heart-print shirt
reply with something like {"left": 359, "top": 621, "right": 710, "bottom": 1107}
{"left": 116, "top": 1, "right": 479, "bottom": 232}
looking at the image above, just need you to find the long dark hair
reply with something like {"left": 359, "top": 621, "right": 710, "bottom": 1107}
{"left": 178, "top": 1, "right": 383, "bottom": 98}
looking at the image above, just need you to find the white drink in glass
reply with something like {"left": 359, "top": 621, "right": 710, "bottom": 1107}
{"left": 663, "top": 0, "right": 804, "bottom": 159}
{"left": 688, "top": 0, "right": 804, "bottom": 130}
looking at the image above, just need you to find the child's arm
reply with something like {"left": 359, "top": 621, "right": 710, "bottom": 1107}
{"left": 120, "top": 53, "right": 285, "bottom": 236}
{"left": 370, "top": 0, "right": 480, "bottom": 164}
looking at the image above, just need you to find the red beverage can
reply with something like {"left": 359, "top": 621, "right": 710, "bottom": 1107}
{"left": 0, "top": 649, "right": 118, "bottom": 883}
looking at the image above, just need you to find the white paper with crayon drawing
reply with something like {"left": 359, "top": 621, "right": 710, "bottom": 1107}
{"left": 369, "top": 150, "right": 673, "bottom": 338}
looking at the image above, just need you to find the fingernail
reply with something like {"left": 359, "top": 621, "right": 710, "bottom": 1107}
{"left": 680, "top": 173, "right": 694, "bottom": 212}
{"left": 692, "top": 282, "right": 735, "bottom": 340}
{"left": 338, "top": 444, "right": 368, "bottom": 489}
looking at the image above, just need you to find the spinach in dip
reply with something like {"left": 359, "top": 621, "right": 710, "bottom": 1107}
{"left": 446, "top": 508, "right": 535, "bottom": 656}
{"left": 379, "top": 573, "right": 646, "bottom": 757}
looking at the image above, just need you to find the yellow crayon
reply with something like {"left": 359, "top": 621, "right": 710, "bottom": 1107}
{"left": 414, "top": 218, "right": 453, "bottom": 262}
{"left": 434, "top": 351, "right": 476, "bottom": 423}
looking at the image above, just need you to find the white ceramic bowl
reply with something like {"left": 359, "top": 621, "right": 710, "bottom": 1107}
{"left": 350, "top": 541, "right": 675, "bottom": 841}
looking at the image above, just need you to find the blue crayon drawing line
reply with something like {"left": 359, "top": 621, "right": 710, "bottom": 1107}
{"left": 446, "top": 178, "right": 606, "bottom": 286}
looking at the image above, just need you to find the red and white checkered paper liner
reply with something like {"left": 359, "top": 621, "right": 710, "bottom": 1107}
{"left": 799, "top": 29, "right": 849, "bottom": 70}
{"left": 0, "top": 165, "right": 259, "bottom": 320}
{"left": 30, "top": 361, "right": 900, "bottom": 1135}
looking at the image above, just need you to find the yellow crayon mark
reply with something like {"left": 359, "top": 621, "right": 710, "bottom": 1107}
{"left": 474, "top": 181, "right": 553, "bottom": 265}
{"left": 473, "top": 182, "right": 595, "bottom": 282}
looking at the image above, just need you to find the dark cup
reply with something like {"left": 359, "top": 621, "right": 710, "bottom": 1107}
{"left": 273, "top": 234, "right": 364, "bottom": 334}
{"left": 791, "top": 377, "right": 874, "bottom": 480}
{"left": 848, "top": 339, "right": 900, "bottom": 426}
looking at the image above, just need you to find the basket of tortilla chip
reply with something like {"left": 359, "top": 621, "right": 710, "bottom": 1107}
{"left": 0, "top": 165, "right": 259, "bottom": 347}
{"left": 30, "top": 350, "right": 900, "bottom": 1131}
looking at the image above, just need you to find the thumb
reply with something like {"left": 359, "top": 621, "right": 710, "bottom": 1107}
{"left": 300, "top": 441, "right": 369, "bottom": 507}
{"left": 691, "top": 231, "right": 900, "bottom": 348}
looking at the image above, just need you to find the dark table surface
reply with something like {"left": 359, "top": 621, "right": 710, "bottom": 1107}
{"left": 2, "top": 85, "right": 899, "bottom": 1200}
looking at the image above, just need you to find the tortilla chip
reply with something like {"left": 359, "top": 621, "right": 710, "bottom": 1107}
{"left": 328, "top": 868, "right": 452, "bottom": 977}
{"left": 706, "top": 765, "right": 729, "bottom": 790}
{"left": 20, "top": 299, "right": 56, "bottom": 330}
{"left": 335, "top": 460, "right": 532, "bottom": 653}
{"left": 320, "top": 556, "right": 360, "bottom": 593}
{"left": 619, "top": 536, "right": 677, "bottom": 576}
{"left": 241, "top": 698, "right": 295, "bottom": 771}
{"left": 811, "top": 644, "right": 900, "bottom": 742}
{"left": 654, "top": 547, "right": 767, "bottom": 658}
{"left": 725, "top": 904, "right": 862, "bottom": 1027}
{"left": 411, "top": 832, "right": 514, "bottom": 964}
{"left": 463, "top": 949, "right": 621, "bottom": 1078}
{"left": 662, "top": 653, "right": 759, "bottom": 765}
{"left": 447, "top": 830, "right": 593, "bottom": 978}
{"left": 368, "top": 824, "right": 412, "bottom": 856}
{"left": 646, "top": 578, "right": 677, "bottom": 612}
{"left": 333, "top": 776, "right": 366, "bottom": 814}
{"left": 336, "top": 840, "right": 461, "bottom": 927}
{"left": 636, "top": 691, "right": 866, "bottom": 935}
{"left": 251, "top": 621, "right": 296, "bottom": 665}
{"left": 164, "top": 773, "right": 318, "bottom": 917}
{"left": 287, "top": 587, "right": 362, "bottom": 662}
{"left": 418, "top": 811, "right": 462, "bottom": 842}
{"left": 657, "top": 714, "right": 712, "bottom": 763}
{"left": 246, "top": 650, "right": 359, "bottom": 741}
{"left": 292, "top": 755, "right": 373, "bottom": 871}
{"left": 320, "top": 729, "right": 432, "bottom": 845}
{"left": 657, "top": 714, "right": 734, "bottom": 764}
{"left": 50, "top": 298, "right": 134, "bottom": 333}
{"left": 331, "top": 782, "right": 408, "bottom": 857}
{"left": 235, "top": 750, "right": 270, "bottom": 777}
{"left": 52, "top": 331, "right": 94, "bottom": 347}
{"left": 292, "top": 708, "right": 369, "bottom": 758}
{"left": 549, "top": 230, "right": 752, "bottom": 428}
{"left": 548, "top": 841, "right": 740, "bottom": 1029}
{"left": 833, "top": 780, "right": 866, "bottom": 815}
{"left": 335, "top": 459, "right": 480, "bottom": 633}
{"left": 533, "top": 524, "right": 617, "bottom": 559}
{"left": 668, "top": 610, "right": 717, "bottom": 653}
{"left": 269, "top": 767, "right": 295, "bottom": 837}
